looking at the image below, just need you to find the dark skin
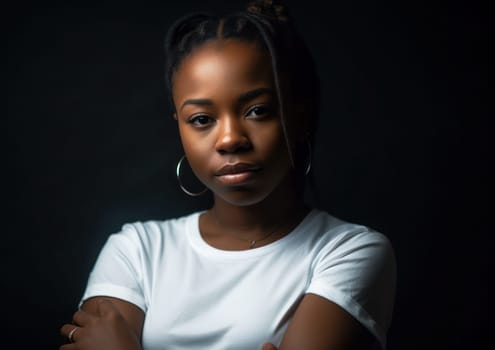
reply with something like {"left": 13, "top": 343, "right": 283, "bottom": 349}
{"left": 60, "top": 39, "right": 375, "bottom": 350}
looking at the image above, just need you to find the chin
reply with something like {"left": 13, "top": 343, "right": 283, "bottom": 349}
{"left": 215, "top": 186, "right": 274, "bottom": 207}
{"left": 209, "top": 171, "right": 296, "bottom": 207}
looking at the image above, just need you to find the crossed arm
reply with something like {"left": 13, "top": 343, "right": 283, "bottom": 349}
{"left": 60, "top": 293, "right": 375, "bottom": 350}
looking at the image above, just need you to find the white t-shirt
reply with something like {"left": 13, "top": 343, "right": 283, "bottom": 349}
{"left": 81, "top": 208, "right": 396, "bottom": 350}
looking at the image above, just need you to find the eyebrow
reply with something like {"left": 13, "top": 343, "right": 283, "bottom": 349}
{"left": 180, "top": 98, "right": 213, "bottom": 111}
{"left": 238, "top": 87, "right": 274, "bottom": 104}
{"left": 179, "top": 87, "right": 274, "bottom": 111}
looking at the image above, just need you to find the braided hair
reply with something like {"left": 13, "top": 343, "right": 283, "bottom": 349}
{"left": 164, "top": 0, "right": 320, "bottom": 167}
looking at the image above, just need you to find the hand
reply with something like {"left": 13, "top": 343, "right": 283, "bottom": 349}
{"left": 60, "top": 299, "right": 141, "bottom": 350}
{"left": 261, "top": 343, "right": 278, "bottom": 350}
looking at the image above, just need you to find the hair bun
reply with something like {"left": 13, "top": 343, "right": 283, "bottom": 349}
{"left": 246, "top": 0, "right": 289, "bottom": 21}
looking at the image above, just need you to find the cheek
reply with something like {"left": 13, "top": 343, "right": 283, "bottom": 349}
{"left": 178, "top": 126, "right": 212, "bottom": 171}
{"left": 251, "top": 122, "right": 288, "bottom": 160}
{"left": 178, "top": 124, "right": 200, "bottom": 152}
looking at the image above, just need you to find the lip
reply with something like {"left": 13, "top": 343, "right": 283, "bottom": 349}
{"left": 215, "top": 163, "right": 261, "bottom": 176}
{"left": 214, "top": 163, "right": 261, "bottom": 185}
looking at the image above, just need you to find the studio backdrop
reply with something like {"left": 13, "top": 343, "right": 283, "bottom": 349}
{"left": 5, "top": 1, "right": 488, "bottom": 349}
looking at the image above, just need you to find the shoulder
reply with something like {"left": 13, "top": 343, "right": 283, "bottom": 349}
{"left": 306, "top": 209, "right": 395, "bottom": 262}
{"left": 305, "top": 209, "right": 397, "bottom": 313}
{"left": 106, "top": 211, "right": 201, "bottom": 252}
{"left": 304, "top": 210, "right": 396, "bottom": 347}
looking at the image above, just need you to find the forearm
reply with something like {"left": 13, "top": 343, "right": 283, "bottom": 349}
{"left": 60, "top": 297, "right": 145, "bottom": 350}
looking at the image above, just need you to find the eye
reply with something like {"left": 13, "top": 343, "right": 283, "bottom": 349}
{"left": 188, "top": 114, "right": 214, "bottom": 128}
{"left": 245, "top": 105, "right": 271, "bottom": 119}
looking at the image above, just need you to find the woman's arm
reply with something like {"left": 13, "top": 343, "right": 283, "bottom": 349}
{"left": 267, "top": 293, "right": 375, "bottom": 350}
{"left": 81, "top": 296, "right": 145, "bottom": 340}
{"left": 60, "top": 296, "right": 145, "bottom": 350}
{"left": 270, "top": 229, "right": 396, "bottom": 350}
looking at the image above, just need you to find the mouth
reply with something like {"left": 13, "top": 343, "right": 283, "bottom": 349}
{"left": 214, "top": 163, "right": 261, "bottom": 185}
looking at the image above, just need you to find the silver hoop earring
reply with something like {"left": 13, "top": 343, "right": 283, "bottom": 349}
{"left": 305, "top": 141, "right": 312, "bottom": 176}
{"left": 176, "top": 155, "right": 208, "bottom": 197}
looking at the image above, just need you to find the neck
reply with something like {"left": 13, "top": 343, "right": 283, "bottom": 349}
{"left": 203, "top": 175, "right": 309, "bottom": 246}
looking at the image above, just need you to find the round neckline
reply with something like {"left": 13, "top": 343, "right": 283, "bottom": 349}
{"left": 186, "top": 208, "right": 319, "bottom": 260}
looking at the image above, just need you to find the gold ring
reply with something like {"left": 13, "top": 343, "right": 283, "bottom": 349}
{"left": 68, "top": 326, "right": 78, "bottom": 343}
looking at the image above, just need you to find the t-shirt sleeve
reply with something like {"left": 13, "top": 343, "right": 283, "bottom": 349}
{"left": 306, "top": 227, "right": 397, "bottom": 349}
{"left": 79, "top": 223, "right": 148, "bottom": 312}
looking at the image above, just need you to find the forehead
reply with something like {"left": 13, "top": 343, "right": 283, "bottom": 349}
{"left": 172, "top": 39, "right": 274, "bottom": 98}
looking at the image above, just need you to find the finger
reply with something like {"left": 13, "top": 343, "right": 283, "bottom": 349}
{"left": 72, "top": 308, "right": 95, "bottom": 326}
{"left": 60, "top": 324, "right": 77, "bottom": 338}
{"left": 60, "top": 324, "right": 81, "bottom": 343}
{"left": 261, "top": 343, "right": 278, "bottom": 350}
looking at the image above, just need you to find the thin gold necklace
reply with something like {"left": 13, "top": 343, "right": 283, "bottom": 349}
{"left": 243, "top": 210, "right": 306, "bottom": 248}
{"left": 207, "top": 211, "right": 292, "bottom": 249}
{"left": 238, "top": 220, "right": 289, "bottom": 249}
{"left": 246, "top": 227, "right": 280, "bottom": 248}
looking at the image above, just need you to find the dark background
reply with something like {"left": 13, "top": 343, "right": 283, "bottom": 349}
{"left": 4, "top": 0, "right": 490, "bottom": 349}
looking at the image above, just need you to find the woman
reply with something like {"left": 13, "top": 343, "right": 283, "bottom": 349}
{"left": 60, "top": 1, "right": 396, "bottom": 349}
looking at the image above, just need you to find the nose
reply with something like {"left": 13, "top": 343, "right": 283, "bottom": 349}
{"left": 215, "top": 117, "right": 252, "bottom": 154}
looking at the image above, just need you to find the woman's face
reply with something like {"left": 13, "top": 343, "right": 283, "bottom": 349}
{"left": 172, "top": 39, "right": 294, "bottom": 206}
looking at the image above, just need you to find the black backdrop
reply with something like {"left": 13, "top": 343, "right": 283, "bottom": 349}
{"left": 5, "top": 1, "right": 489, "bottom": 349}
